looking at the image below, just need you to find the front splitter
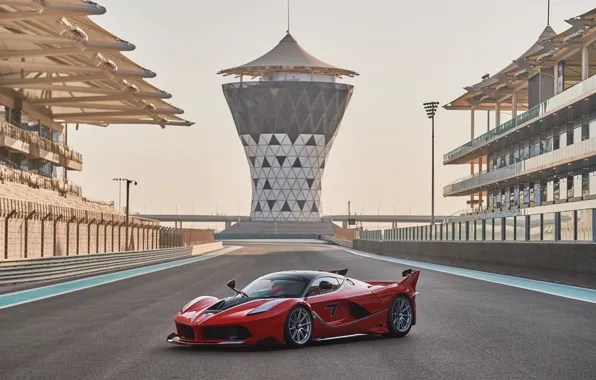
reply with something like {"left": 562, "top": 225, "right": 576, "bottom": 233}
{"left": 166, "top": 332, "right": 246, "bottom": 346}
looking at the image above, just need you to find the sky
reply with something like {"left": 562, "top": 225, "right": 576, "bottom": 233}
{"left": 67, "top": 0, "right": 594, "bottom": 224}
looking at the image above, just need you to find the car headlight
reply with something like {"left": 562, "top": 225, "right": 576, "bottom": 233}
{"left": 247, "top": 299, "right": 287, "bottom": 316}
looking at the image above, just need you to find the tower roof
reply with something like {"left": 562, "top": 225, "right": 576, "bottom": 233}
{"left": 218, "top": 33, "right": 358, "bottom": 78}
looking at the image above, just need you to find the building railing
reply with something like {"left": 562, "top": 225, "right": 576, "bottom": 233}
{"left": 355, "top": 208, "right": 596, "bottom": 243}
{"left": 444, "top": 137, "right": 596, "bottom": 196}
{"left": 443, "top": 73, "right": 596, "bottom": 164}
{"left": 0, "top": 120, "right": 83, "bottom": 164}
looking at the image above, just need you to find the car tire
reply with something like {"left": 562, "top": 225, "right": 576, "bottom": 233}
{"left": 384, "top": 295, "right": 413, "bottom": 338}
{"left": 284, "top": 305, "right": 313, "bottom": 348}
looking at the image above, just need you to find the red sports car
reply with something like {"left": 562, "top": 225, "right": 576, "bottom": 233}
{"left": 167, "top": 268, "right": 420, "bottom": 348}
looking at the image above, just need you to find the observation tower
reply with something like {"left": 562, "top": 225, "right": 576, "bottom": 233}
{"left": 218, "top": 33, "right": 358, "bottom": 222}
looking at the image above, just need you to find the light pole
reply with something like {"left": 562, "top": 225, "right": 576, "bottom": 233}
{"left": 423, "top": 101, "right": 439, "bottom": 239}
{"left": 113, "top": 178, "right": 137, "bottom": 251}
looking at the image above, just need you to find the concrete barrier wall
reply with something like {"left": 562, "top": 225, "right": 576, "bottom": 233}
{"left": 323, "top": 235, "right": 353, "bottom": 248}
{"left": 353, "top": 240, "right": 596, "bottom": 288}
{"left": 215, "top": 233, "right": 321, "bottom": 240}
{"left": 191, "top": 242, "right": 224, "bottom": 256}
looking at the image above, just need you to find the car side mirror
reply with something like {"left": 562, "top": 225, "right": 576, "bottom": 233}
{"left": 226, "top": 279, "right": 236, "bottom": 290}
{"left": 319, "top": 280, "right": 333, "bottom": 290}
{"left": 402, "top": 269, "right": 414, "bottom": 277}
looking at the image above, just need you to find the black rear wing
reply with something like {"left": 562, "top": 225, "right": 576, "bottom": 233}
{"left": 317, "top": 268, "right": 348, "bottom": 276}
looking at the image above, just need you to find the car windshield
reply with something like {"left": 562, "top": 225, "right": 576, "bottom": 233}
{"left": 241, "top": 274, "right": 310, "bottom": 298}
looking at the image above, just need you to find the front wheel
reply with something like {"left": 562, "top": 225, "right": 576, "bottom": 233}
{"left": 384, "top": 295, "right": 413, "bottom": 338}
{"left": 284, "top": 306, "right": 312, "bottom": 348}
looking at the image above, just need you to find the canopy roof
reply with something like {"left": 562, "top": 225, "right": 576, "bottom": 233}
{"left": 0, "top": 0, "right": 193, "bottom": 130}
{"left": 444, "top": 7, "right": 596, "bottom": 111}
{"left": 218, "top": 33, "right": 358, "bottom": 78}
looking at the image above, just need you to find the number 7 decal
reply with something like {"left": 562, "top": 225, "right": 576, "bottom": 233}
{"left": 325, "top": 302, "right": 339, "bottom": 317}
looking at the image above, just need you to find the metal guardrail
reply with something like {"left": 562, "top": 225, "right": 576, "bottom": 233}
{"left": 0, "top": 247, "right": 193, "bottom": 285}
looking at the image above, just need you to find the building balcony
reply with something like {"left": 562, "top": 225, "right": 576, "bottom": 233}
{"left": 444, "top": 136, "right": 596, "bottom": 197}
{"left": 29, "top": 136, "right": 59, "bottom": 165}
{"left": 444, "top": 73, "right": 596, "bottom": 165}
{"left": 0, "top": 120, "right": 83, "bottom": 170}
{"left": 0, "top": 122, "right": 30, "bottom": 154}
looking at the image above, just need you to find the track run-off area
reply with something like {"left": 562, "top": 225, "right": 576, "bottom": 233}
{"left": 1, "top": 241, "right": 595, "bottom": 380}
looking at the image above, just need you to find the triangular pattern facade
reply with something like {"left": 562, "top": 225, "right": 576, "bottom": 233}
{"left": 223, "top": 81, "right": 354, "bottom": 221}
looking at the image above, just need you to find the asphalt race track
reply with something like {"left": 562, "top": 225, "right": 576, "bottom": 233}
{"left": 1, "top": 242, "right": 595, "bottom": 380}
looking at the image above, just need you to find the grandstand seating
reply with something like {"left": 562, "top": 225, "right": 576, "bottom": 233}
{"left": 0, "top": 169, "right": 116, "bottom": 215}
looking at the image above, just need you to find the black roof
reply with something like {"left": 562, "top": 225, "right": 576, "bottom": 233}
{"left": 264, "top": 270, "right": 344, "bottom": 281}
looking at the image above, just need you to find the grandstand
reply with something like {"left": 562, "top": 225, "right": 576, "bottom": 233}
{"left": 0, "top": 0, "right": 203, "bottom": 260}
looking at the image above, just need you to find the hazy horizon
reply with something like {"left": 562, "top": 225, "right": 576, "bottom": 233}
{"left": 67, "top": 0, "right": 593, "bottom": 227}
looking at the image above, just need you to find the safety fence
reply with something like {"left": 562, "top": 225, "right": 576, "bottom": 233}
{"left": 0, "top": 198, "right": 214, "bottom": 261}
{"left": 355, "top": 208, "right": 596, "bottom": 243}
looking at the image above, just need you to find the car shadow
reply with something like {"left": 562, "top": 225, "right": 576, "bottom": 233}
{"left": 164, "top": 334, "right": 387, "bottom": 354}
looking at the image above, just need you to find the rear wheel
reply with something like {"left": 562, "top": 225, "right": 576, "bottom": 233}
{"left": 384, "top": 295, "right": 413, "bottom": 338}
{"left": 284, "top": 306, "right": 312, "bottom": 348}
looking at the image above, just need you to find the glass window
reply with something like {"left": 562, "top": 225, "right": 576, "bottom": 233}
{"left": 514, "top": 185, "right": 520, "bottom": 206}
{"left": 543, "top": 213, "right": 555, "bottom": 241}
{"left": 546, "top": 177, "right": 553, "bottom": 202}
{"left": 582, "top": 168, "right": 590, "bottom": 197}
{"left": 510, "top": 186, "right": 515, "bottom": 207}
{"left": 516, "top": 216, "right": 526, "bottom": 241}
{"left": 306, "top": 277, "right": 341, "bottom": 296}
{"left": 574, "top": 124, "right": 582, "bottom": 143}
{"left": 40, "top": 125, "right": 51, "bottom": 140}
{"left": 523, "top": 183, "right": 530, "bottom": 205}
{"left": 485, "top": 219, "right": 493, "bottom": 241}
{"left": 567, "top": 121, "right": 574, "bottom": 146}
{"left": 530, "top": 135, "right": 539, "bottom": 157}
{"left": 243, "top": 273, "right": 310, "bottom": 298}
{"left": 534, "top": 182, "right": 541, "bottom": 206}
{"left": 494, "top": 218, "right": 502, "bottom": 241}
{"left": 523, "top": 139, "right": 530, "bottom": 160}
{"left": 529, "top": 214, "right": 541, "bottom": 241}
{"left": 553, "top": 176, "right": 560, "bottom": 201}
{"left": 560, "top": 211, "right": 575, "bottom": 241}
{"left": 546, "top": 128, "right": 553, "bottom": 152}
{"left": 574, "top": 169, "right": 582, "bottom": 198}
{"left": 590, "top": 119, "right": 596, "bottom": 140}
{"left": 505, "top": 217, "right": 515, "bottom": 241}
{"left": 553, "top": 127, "right": 560, "bottom": 150}
{"left": 529, "top": 182, "right": 535, "bottom": 206}
{"left": 591, "top": 166, "right": 596, "bottom": 196}
{"left": 577, "top": 209, "right": 593, "bottom": 241}
{"left": 541, "top": 178, "right": 548, "bottom": 203}
{"left": 582, "top": 114, "right": 589, "bottom": 141}
{"left": 567, "top": 172, "right": 574, "bottom": 199}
